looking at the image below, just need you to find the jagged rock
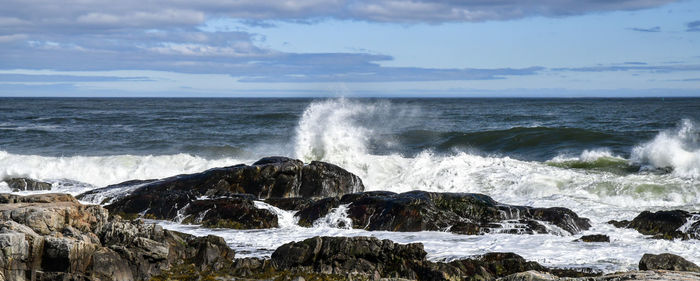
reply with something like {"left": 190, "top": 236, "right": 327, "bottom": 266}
{"left": 300, "top": 161, "right": 364, "bottom": 198}
{"left": 639, "top": 253, "right": 700, "bottom": 272}
{"left": 3, "top": 178, "right": 51, "bottom": 192}
{"left": 609, "top": 210, "right": 699, "bottom": 240}
{"left": 575, "top": 234, "right": 610, "bottom": 243}
{"left": 85, "top": 157, "right": 363, "bottom": 228}
{"left": 499, "top": 270, "right": 700, "bottom": 281}
{"left": 0, "top": 193, "right": 235, "bottom": 281}
{"left": 182, "top": 197, "right": 279, "bottom": 229}
{"left": 272, "top": 236, "right": 427, "bottom": 279}
{"left": 264, "top": 197, "right": 317, "bottom": 211}
{"left": 266, "top": 236, "right": 597, "bottom": 281}
{"left": 295, "top": 191, "right": 590, "bottom": 235}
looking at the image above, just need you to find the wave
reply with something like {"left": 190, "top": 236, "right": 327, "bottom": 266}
{"left": 0, "top": 151, "right": 247, "bottom": 190}
{"left": 2, "top": 98, "right": 698, "bottom": 219}
{"left": 434, "top": 127, "right": 624, "bottom": 160}
{"left": 292, "top": 99, "right": 699, "bottom": 218}
{"left": 631, "top": 119, "right": 700, "bottom": 178}
{"left": 547, "top": 149, "right": 638, "bottom": 175}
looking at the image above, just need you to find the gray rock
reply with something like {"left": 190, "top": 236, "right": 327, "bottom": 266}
{"left": 639, "top": 253, "right": 700, "bottom": 272}
{"left": 4, "top": 178, "right": 51, "bottom": 192}
{"left": 0, "top": 193, "right": 236, "bottom": 281}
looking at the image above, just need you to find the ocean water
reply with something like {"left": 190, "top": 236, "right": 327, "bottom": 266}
{"left": 1, "top": 97, "right": 699, "bottom": 272}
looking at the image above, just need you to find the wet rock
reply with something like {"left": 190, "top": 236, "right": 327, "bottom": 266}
{"left": 91, "top": 157, "right": 363, "bottom": 228}
{"left": 264, "top": 197, "right": 317, "bottom": 211}
{"left": 0, "top": 193, "right": 236, "bottom": 281}
{"left": 500, "top": 270, "right": 700, "bottom": 281}
{"left": 575, "top": 234, "right": 610, "bottom": 243}
{"left": 443, "top": 252, "right": 546, "bottom": 280}
{"left": 264, "top": 236, "right": 599, "bottom": 281}
{"left": 639, "top": 253, "right": 700, "bottom": 272}
{"left": 182, "top": 197, "right": 279, "bottom": 229}
{"left": 3, "top": 178, "right": 51, "bottom": 192}
{"left": 295, "top": 191, "right": 591, "bottom": 235}
{"left": 610, "top": 210, "right": 700, "bottom": 240}
{"left": 271, "top": 236, "right": 426, "bottom": 279}
{"left": 295, "top": 197, "right": 341, "bottom": 227}
{"left": 299, "top": 161, "right": 364, "bottom": 198}
{"left": 76, "top": 179, "right": 158, "bottom": 204}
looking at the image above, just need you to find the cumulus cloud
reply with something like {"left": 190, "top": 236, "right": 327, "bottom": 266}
{"left": 0, "top": 0, "right": 678, "bottom": 33}
{"left": 0, "top": 0, "right": 681, "bottom": 84}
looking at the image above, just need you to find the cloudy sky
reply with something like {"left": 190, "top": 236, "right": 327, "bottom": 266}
{"left": 1, "top": 0, "right": 699, "bottom": 97}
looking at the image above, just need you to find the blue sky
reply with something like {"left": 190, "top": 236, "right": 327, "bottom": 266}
{"left": 1, "top": 0, "right": 699, "bottom": 97}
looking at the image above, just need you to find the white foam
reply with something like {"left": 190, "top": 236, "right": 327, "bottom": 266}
{"left": 0, "top": 150, "right": 249, "bottom": 190}
{"left": 313, "top": 204, "right": 353, "bottom": 229}
{"left": 631, "top": 119, "right": 700, "bottom": 178}
{"left": 254, "top": 201, "right": 298, "bottom": 228}
{"left": 290, "top": 99, "right": 700, "bottom": 222}
{"left": 550, "top": 148, "right": 625, "bottom": 163}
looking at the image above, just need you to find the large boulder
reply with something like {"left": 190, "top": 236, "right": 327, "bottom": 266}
{"left": 3, "top": 178, "right": 51, "bottom": 192}
{"left": 295, "top": 191, "right": 591, "bottom": 235}
{"left": 81, "top": 157, "right": 364, "bottom": 229}
{"left": 639, "top": 253, "right": 700, "bottom": 272}
{"left": 181, "top": 197, "right": 279, "bottom": 229}
{"left": 0, "top": 193, "right": 235, "bottom": 281}
{"left": 609, "top": 210, "right": 699, "bottom": 240}
{"left": 300, "top": 161, "right": 364, "bottom": 198}
{"left": 272, "top": 236, "right": 426, "bottom": 279}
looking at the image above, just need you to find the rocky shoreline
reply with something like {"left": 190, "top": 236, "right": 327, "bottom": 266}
{"left": 2, "top": 156, "right": 699, "bottom": 280}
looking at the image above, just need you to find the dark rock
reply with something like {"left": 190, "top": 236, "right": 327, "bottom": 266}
{"left": 90, "top": 157, "right": 364, "bottom": 228}
{"left": 264, "top": 197, "right": 317, "bottom": 211}
{"left": 639, "top": 253, "right": 700, "bottom": 272}
{"left": 299, "top": 161, "right": 364, "bottom": 198}
{"left": 500, "top": 270, "right": 700, "bottom": 281}
{"left": 271, "top": 236, "right": 426, "bottom": 279}
{"left": 76, "top": 179, "right": 158, "bottom": 204}
{"left": 295, "top": 197, "right": 341, "bottom": 227}
{"left": 443, "top": 252, "right": 545, "bottom": 280}
{"left": 295, "top": 191, "right": 591, "bottom": 235}
{"left": 611, "top": 210, "right": 700, "bottom": 240}
{"left": 575, "top": 234, "right": 610, "bottom": 243}
{"left": 4, "top": 177, "right": 51, "bottom": 192}
{"left": 182, "top": 197, "right": 278, "bottom": 229}
{"left": 265, "top": 236, "right": 599, "bottom": 281}
{"left": 607, "top": 219, "right": 630, "bottom": 228}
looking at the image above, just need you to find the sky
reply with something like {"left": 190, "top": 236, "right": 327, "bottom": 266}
{"left": 1, "top": 0, "right": 699, "bottom": 97}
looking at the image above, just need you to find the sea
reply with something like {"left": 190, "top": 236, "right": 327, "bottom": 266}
{"left": 1, "top": 97, "right": 699, "bottom": 272}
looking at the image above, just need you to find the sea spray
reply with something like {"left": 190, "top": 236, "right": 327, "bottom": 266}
{"left": 631, "top": 119, "right": 700, "bottom": 178}
{"left": 289, "top": 99, "right": 699, "bottom": 216}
